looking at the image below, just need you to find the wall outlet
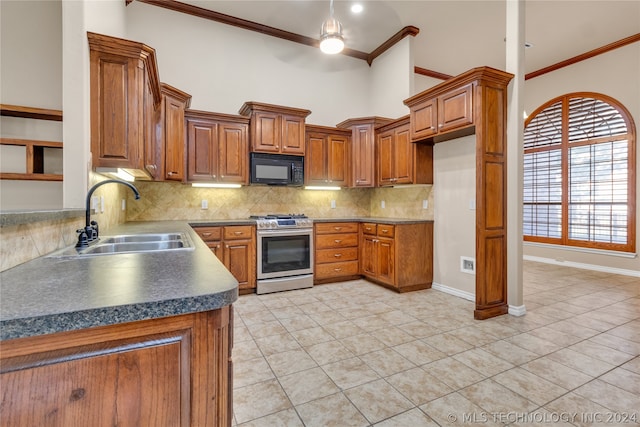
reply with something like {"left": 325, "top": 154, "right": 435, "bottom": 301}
{"left": 100, "top": 196, "right": 105, "bottom": 213}
{"left": 381, "top": 200, "right": 385, "bottom": 209}
{"left": 422, "top": 199, "right": 428, "bottom": 209}
{"left": 121, "top": 199, "right": 126, "bottom": 211}
{"left": 201, "top": 199, "right": 209, "bottom": 210}
{"left": 469, "top": 199, "right": 476, "bottom": 210}
{"left": 91, "top": 196, "right": 99, "bottom": 212}
{"left": 330, "top": 200, "right": 336, "bottom": 209}
{"left": 461, "top": 256, "right": 475, "bottom": 275}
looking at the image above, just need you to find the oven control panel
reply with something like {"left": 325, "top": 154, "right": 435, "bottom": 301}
{"left": 256, "top": 218, "right": 313, "bottom": 229}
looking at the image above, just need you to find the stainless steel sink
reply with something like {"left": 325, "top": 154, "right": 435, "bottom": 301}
{"left": 100, "top": 233, "right": 184, "bottom": 244}
{"left": 48, "top": 232, "right": 194, "bottom": 258}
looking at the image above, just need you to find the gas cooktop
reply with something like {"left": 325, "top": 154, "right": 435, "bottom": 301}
{"left": 250, "top": 214, "right": 312, "bottom": 229}
{"left": 249, "top": 214, "right": 308, "bottom": 220}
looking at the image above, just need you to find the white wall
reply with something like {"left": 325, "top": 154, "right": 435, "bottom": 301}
{"left": 369, "top": 36, "right": 413, "bottom": 118}
{"left": 124, "top": 1, "right": 371, "bottom": 127}
{"left": 0, "top": 0, "right": 63, "bottom": 210}
{"left": 524, "top": 43, "right": 640, "bottom": 275}
{"left": 433, "top": 135, "right": 477, "bottom": 295}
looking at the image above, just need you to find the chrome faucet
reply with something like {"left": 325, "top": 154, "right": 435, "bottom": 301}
{"left": 76, "top": 179, "right": 140, "bottom": 248}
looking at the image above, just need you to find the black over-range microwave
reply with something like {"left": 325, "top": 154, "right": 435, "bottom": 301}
{"left": 250, "top": 152, "right": 304, "bottom": 186}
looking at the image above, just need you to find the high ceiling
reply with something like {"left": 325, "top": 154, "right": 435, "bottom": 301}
{"left": 175, "top": 0, "right": 640, "bottom": 77}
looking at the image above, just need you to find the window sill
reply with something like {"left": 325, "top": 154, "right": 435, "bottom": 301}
{"left": 523, "top": 241, "right": 637, "bottom": 259}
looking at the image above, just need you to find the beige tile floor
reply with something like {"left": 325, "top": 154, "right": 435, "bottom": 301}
{"left": 231, "top": 261, "right": 640, "bottom": 426}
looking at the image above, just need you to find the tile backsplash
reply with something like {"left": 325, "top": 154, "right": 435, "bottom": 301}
{"left": 126, "top": 181, "right": 433, "bottom": 221}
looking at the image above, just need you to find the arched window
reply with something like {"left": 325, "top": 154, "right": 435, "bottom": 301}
{"left": 523, "top": 93, "right": 636, "bottom": 253}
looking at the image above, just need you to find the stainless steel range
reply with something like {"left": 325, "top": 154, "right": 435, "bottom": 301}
{"left": 251, "top": 214, "right": 314, "bottom": 295}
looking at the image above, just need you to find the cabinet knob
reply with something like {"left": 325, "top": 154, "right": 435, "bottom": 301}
{"left": 213, "top": 174, "right": 217, "bottom": 178}
{"left": 439, "top": 123, "right": 444, "bottom": 128}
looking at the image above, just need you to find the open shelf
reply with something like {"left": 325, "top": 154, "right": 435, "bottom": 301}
{"left": 1, "top": 104, "right": 63, "bottom": 181}
{"left": 0, "top": 138, "right": 63, "bottom": 181}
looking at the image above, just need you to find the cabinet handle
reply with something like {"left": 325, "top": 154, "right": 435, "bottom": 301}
{"left": 334, "top": 268, "right": 342, "bottom": 272}
{"left": 221, "top": 175, "right": 224, "bottom": 178}
{"left": 168, "top": 171, "right": 178, "bottom": 176}
{"left": 213, "top": 174, "right": 217, "bottom": 178}
{"left": 334, "top": 253, "right": 342, "bottom": 258}
{"left": 146, "top": 164, "right": 157, "bottom": 171}
{"left": 365, "top": 227, "right": 372, "bottom": 231}
{"left": 202, "top": 232, "right": 212, "bottom": 237}
{"left": 334, "top": 227, "right": 342, "bottom": 231}
{"left": 234, "top": 231, "right": 243, "bottom": 235}
{"left": 381, "top": 229, "right": 389, "bottom": 234}
{"left": 439, "top": 123, "right": 444, "bottom": 128}
{"left": 334, "top": 239, "right": 342, "bottom": 243}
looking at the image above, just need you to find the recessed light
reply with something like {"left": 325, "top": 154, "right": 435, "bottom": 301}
{"left": 351, "top": 4, "right": 363, "bottom": 13}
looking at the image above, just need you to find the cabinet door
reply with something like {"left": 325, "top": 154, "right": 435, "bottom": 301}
{"left": 91, "top": 54, "right": 141, "bottom": 168}
{"left": 251, "top": 111, "right": 279, "bottom": 153}
{"left": 327, "top": 135, "right": 349, "bottom": 186}
{"left": 0, "top": 330, "right": 189, "bottom": 426}
{"left": 438, "top": 84, "right": 473, "bottom": 133}
{"left": 305, "top": 133, "right": 327, "bottom": 185}
{"left": 224, "top": 239, "right": 255, "bottom": 290}
{"left": 351, "top": 125, "right": 375, "bottom": 187}
{"left": 410, "top": 97, "right": 437, "bottom": 141}
{"left": 377, "top": 130, "right": 394, "bottom": 186}
{"left": 377, "top": 237, "right": 395, "bottom": 286}
{"left": 143, "top": 75, "right": 162, "bottom": 179}
{"left": 218, "top": 122, "right": 248, "bottom": 183}
{"left": 187, "top": 119, "right": 218, "bottom": 181}
{"left": 361, "top": 235, "right": 377, "bottom": 277}
{"left": 393, "top": 125, "right": 413, "bottom": 185}
{"left": 280, "top": 114, "right": 305, "bottom": 155}
{"left": 164, "top": 96, "right": 186, "bottom": 181}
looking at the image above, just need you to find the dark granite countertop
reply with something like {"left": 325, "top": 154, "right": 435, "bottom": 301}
{"left": 0, "top": 221, "right": 238, "bottom": 341}
{"left": 312, "top": 217, "right": 433, "bottom": 224}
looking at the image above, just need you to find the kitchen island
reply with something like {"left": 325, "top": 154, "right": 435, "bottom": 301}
{"left": 0, "top": 221, "right": 238, "bottom": 427}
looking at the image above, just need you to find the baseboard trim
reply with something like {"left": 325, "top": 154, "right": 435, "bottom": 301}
{"left": 508, "top": 305, "right": 527, "bottom": 316}
{"left": 432, "top": 282, "right": 475, "bottom": 302}
{"left": 523, "top": 255, "right": 640, "bottom": 278}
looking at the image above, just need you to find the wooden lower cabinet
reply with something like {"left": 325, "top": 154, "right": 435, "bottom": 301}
{"left": 360, "top": 222, "right": 433, "bottom": 292}
{"left": 0, "top": 307, "right": 233, "bottom": 427}
{"left": 314, "top": 222, "right": 360, "bottom": 283}
{"left": 193, "top": 226, "right": 256, "bottom": 293}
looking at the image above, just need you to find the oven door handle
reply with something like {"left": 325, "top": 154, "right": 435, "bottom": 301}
{"left": 257, "top": 229, "right": 313, "bottom": 237}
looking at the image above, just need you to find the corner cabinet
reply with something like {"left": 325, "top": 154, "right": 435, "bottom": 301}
{"left": 88, "top": 32, "right": 161, "bottom": 180}
{"left": 0, "top": 307, "right": 233, "bottom": 427}
{"left": 404, "top": 66, "right": 513, "bottom": 319}
{"left": 239, "top": 102, "right": 311, "bottom": 155}
{"left": 305, "top": 125, "right": 351, "bottom": 187}
{"left": 375, "top": 116, "right": 433, "bottom": 186}
{"left": 193, "top": 225, "right": 256, "bottom": 293}
{"left": 186, "top": 111, "right": 249, "bottom": 184}
{"left": 337, "top": 117, "right": 393, "bottom": 188}
{"left": 360, "top": 222, "right": 433, "bottom": 292}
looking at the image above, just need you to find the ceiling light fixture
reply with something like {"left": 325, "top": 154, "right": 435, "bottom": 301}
{"left": 319, "top": 0, "right": 344, "bottom": 54}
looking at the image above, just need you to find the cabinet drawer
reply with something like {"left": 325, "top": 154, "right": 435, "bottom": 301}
{"left": 316, "top": 247, "right": 358, "bottom": 264}
{"left": 223, "top": 226, "right": 254, "bottom": 240}
{"left": 315, "top": 222, "right": 359, "bottom": 234}
{"left": 316, "top": 233, "right": 358, "bottom": 249}
{"left": 361, "top": 223, "right": 377, "bottom": 235}
{"left": 193, "top": 227, "right": 221, "bottom": 242}
{"left": 315, "top": 260, "right": 359, "bottom": 279}
{"left": 377, "top": 224, "right": 395, "bottom": 238}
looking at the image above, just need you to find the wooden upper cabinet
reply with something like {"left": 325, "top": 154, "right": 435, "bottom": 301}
{"left": 305, "top": 125, "right": 351, "bottom": 187}
{"left": 88, "top": 32, "right": 161, "bottom": 180}
{"left": 405, "top": 83, "right": 474, "bottom": 142}
{"left": 161, "top": 83, "right": 191, "bottom": 182}
{"left": 239, "top": 102, "right": 311, "bottom": 155}
{"left": 376, "top": 116, "right": 433, "bottom": 186}
{"left": 337, "top": 117, "right": 393, "bottom": 188}
{"left": 185, "top": 110, "right": 249, "bottom": 184}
